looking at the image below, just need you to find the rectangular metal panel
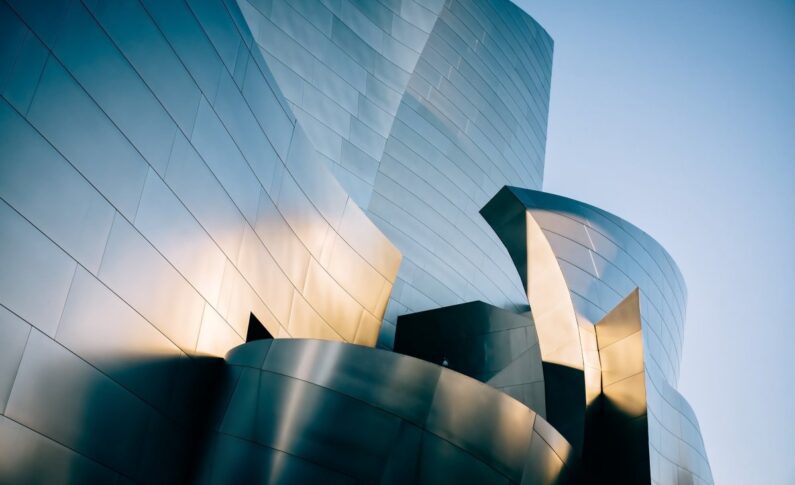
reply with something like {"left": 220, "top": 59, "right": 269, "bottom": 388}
{"left": 252, "top": 370, "right": 402, "bottom": 482}
{"left": 190, "top": 96, "right": 261, "bottom": 224}
{"left": 236, "top": 225, "right": 294, "bottom": 324}
{"left": 135, "top": 170, "right": 227, "bottom": 303}
{"left": 216, "top": 259, "right": 283, "bottom": 338}
{"left": 200, "top": 431, "right": 356, "bottom": 484}
{"left": 418, "top": 431, "right": 510, "bottom": 485}
{"left": 254, "top": 191, "right": 311, "bottom": 287}
{"left": 427, "top": 368, "right": 534, "bottom": 480}
{"left": 0, "top": 99, "right": 115, "bottom": 273}
{"left": 53, "top": 1, "right": 176, "bottom": 173}
{"left": 0, "top": 306, "right": 30, "bottom": 413}
{"left": 0, "top": 416, "right": 118, "bottom": 483}
{"left": 140, "top": 0, "right": 223, "bottom": 101}
{"left": 0, "top": 18, "right": 47, "bottom": 114}
{"left": 0, "top": 200, "right": 76, "bottom": 337}
{"left": 5, "top": 330, "right": 151, "bottom": 477}
{"left": 27, "top": 58, "right": 148, "bottom": 219}
{"left": 56, "top": 266, "right": 183, "bottom": 410}
{"left": 263, "top": 339, "right": 440, "bottom": 426}
{"left": 98, "top": 215, "right": 204, "bottom": 352}
{"left": 186, "top": 0, "right": 241, "bottom": 72}
{"left": 241, "top": 41, "right": 295, "bottom": 160}
{"left": 213, "top": 69, "right": 281, "bottom": 189}
{"left": 195, "top": 303, "right": 245, "bottom": 357}
{"left": 302, "top": 259, "right": 362, "bottom": 341}
{"left": 164, "top": 131, "right": 247, "bottom": 261}
{"left": 86, "top": 0, "right": 201, "bottom": 135}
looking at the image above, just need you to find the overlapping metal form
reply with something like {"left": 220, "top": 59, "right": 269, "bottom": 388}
{"left": 0, "top": 0, "right": 712, "bottom": 483}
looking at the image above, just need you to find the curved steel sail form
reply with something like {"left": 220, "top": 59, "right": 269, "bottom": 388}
{"left": 480, "top": 187, "right": 713, "bottom": 484}
{"left": 198, "top": 338, "right": 576, "bottom": 484}
{"left": 0, "top": 0, "right": 713, "bottom": 482}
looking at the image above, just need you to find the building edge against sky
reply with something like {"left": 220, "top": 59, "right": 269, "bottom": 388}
{"left": 0, "top": 0, "right": 711, "bottom": 483}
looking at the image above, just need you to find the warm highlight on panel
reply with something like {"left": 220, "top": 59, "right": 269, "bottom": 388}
{"left": 0, "top": 0, "right": 711, "bottom": 483}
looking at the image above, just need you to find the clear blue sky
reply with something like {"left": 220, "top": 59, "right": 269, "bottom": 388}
{"left": 514, "top": 1, "right": 795, "bottom": 483}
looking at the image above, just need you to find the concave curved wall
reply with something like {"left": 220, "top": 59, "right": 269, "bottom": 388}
{"left": 0, "top": 0, "right": 400, "bottom": 481}
{"left": 235, "top": 0, "right": 553, "bottom": 347}
{"left": 490, "top": 188, "right": 713, "bottom": 485}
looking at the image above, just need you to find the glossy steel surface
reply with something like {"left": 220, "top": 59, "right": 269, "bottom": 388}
{"left": 586, "top": 288, "right": 651, "bottom": 483}
{"left": 480, "top": 187, "right": 589, "bottom": 453}
{"left": 235, "top": 0, "right": 554, "bottom": 349}
{"left": 198, "top": 338, "right": 575, "bottom": 484}
{"left": 1, "top": 0, "right": 401, "bottom": 480}
{"left": 0, "top": 0, "right": 715, "bottom": 482}
{"left": 370, "top": 1, "right": 553, "bottom": 348}
{"left": 394, "top": 300, "right": 546, "bottom": 417}
{"left": 482, "top": 187, "right": 713, "bottom": 484}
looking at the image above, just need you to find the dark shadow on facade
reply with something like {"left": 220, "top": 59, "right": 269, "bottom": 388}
{"left": 0, "top": 354, "right": 225, "bottom": 483}
{"left": 584, "top": 394, "right": 651, "bottom": 484}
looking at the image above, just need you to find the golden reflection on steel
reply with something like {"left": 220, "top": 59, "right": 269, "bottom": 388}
{"left": 595, "top": 288, "right": 646, "bottom": 417}
{"left": 210, "top": 338, "right": 577, "bottom": 484}
{"left": 481, "top": 189, "right": 592, "bottom": 453}
{"left": 584, "top": 287, "right": 650, "bottom": 482}
{"left": 524, "top": 211, "right": 583, "bottom": 371}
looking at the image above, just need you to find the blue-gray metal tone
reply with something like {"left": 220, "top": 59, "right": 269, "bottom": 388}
{"left": 394, "top": 300, "right": 546, "bottom": 416}
{"left": 197, "top": 338, "right": 575, "bottom": 485}
{"left": 481, "top": 187, "right": 713, "bottom": 485}
{"left": 371, "top": 0, "right": 553, "bottom": 348}
{"left": 0, "top": 0, "right": 716, "bottom": 481}
{"left": 0, "top": 0, "right": 402, "bottom": 481}
{"left": 234, "top": 0, "right": 553, "bottom": 348}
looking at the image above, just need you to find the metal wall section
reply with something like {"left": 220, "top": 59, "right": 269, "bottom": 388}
{"left": 587, "top": 289, "right": 651, "bottom": 483}
{"left": 0, "top": 0, "right": 400, "bottom": 480}
{"left": 198, "top": 338, "right": 575, "bottom": 484}
{"left": 394, "top": 301, "right": 546, "bottom": 417}
{"left": 482, "top": 187, "right": 712, "bottom": 485}
{"left": 232, "top": 0, "right": 554, "bottom": 349}
{"left": 236, "top": 0, "right": 445, "bottom": 208}
{"left": 371, "top": 0, "right": 553, "bottom": 348}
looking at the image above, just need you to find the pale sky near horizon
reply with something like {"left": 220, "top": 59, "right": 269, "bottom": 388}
{"left": 513, "top": 1, "right": 795, "bottom": 483}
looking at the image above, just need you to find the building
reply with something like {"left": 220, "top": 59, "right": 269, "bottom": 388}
{"left": 0, "top": 0, "right": 711, "bottom": 483}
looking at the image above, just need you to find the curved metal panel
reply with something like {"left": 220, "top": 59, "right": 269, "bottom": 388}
{"left": 394, "top": 300, "right": 547, "bottom": 417}
{"left": 198, "top": 338, "right": 575, "bottom": 484}
{"left": 482, "top": 186, "right": 713, "bottom": 484}
{"left": 585, "top": 288, "right": 651, "bottom": 483}
{"left": 0, "top": 0, "right": 716, "bottom": 482}
{"left": 481, "top": 187, "right": 590, "bottom": 453}
{"left": 0, "top": 0, "right": 402, "bottom": 356}
{"left": 371, "top": 0, "right": 554, "bottom": 347}
{"left": 236, "top": 0, "right": 555, "bottom": 349}
{"left": 0, "top": 0, "right": 402, "bottom": 481}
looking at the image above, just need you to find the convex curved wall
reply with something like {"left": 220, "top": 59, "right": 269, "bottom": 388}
{"left": 235, "top": 0, "right": 553, "bottom": 347}
{"left": 482, "top": 187, "right": 713, "bottom": 485}
{"left": 0, "top": 0, "right": 713, "bottom": 483}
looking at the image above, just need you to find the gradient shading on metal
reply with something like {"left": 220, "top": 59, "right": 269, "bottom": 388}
{"left": 233, "top": 0, "right": 555, "bottom": 348}
{"left": 197, "top": 338, "right": 575, "bottom": 484}
{"left": 0, "top": 0, "right": 402, "bottom": 481}
{"left": 0, "top": 0, "right": 714, "bottom": 482}
{"left": 585, "top": 288, "right": 651, "bottom": 483}
{"left": 481, "top": 187, "right": 713, "bottom": 484}
{"left": 394, "top": 300, "right": 546, "bottom": 417}
{"left": 480, "top": 187, "right": 590, "bottom": 453}
{"left": 370, "top": 0, "right": 553, "bottom": 348}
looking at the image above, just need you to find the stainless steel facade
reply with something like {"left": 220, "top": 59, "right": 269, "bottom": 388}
{"left": 481, "top": 187, "right": 713, "bottom": 484}
{"left": 0, "top": 0, "right": 712, "bottom": 483}
{"left": 394, "top": 301, "right": 547, "bottom": 416}
{"left": 0, "top": 0, "right": 402, "bottom": 481}
{"left": 198, "top": 339, "right": 575, "bottom": 484}
{"left": 235, "top": 0, "right": 553, "bottom": 348}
